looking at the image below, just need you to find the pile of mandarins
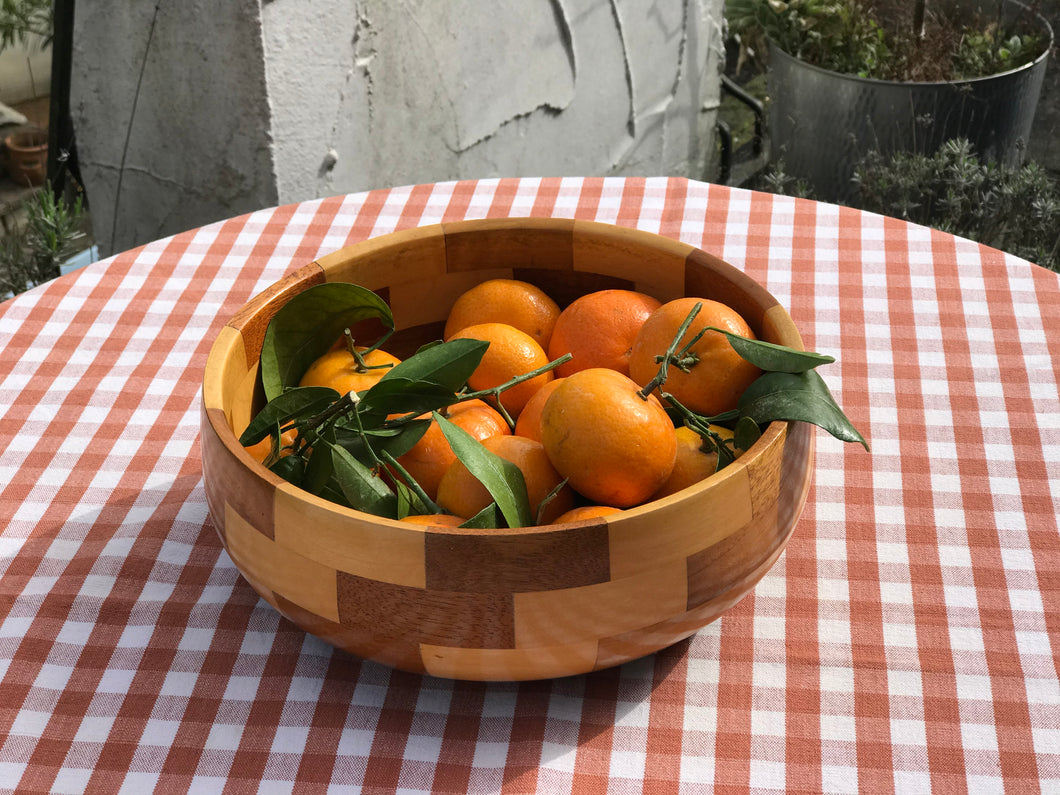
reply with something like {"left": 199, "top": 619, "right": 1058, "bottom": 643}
{"left": 294, "top": 278, "right": 761, "bottom": 526}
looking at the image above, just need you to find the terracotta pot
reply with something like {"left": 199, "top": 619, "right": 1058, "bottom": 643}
{"left": 4, "top": 128, "right": 48, "bottom": 187}
{"left": 199, "top": 218, "right": 816, "bottom": 681}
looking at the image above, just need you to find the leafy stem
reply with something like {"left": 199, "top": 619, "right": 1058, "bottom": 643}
{"left": 662, "top": 391, "right": 740, "bottom": 470}
{"left": 459, "top": 353, "right": 572, "bottom": 429}
{"left": 637, "top": 302, "right": 703, "bottom": 400}
{"left": 342, "top": 327, "right": 396, "bottom": 371}
{"left": 381, "top": 449, "right": 442, "bottom": 515}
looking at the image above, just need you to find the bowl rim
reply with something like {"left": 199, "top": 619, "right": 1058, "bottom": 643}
{"left": 202, "top": 217, "right": 801, "bottom": 535}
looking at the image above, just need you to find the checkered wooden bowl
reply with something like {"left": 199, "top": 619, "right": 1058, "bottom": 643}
{"left": 200, "top": 218, "right": 815, "bottom": 681}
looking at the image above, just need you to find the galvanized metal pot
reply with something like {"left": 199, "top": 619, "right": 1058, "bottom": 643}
{"left": 767, "top": 0, "right": 1053, "bottom": 204}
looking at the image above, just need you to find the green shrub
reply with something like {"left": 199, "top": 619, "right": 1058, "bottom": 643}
{"left": 724, "top": 0, "right": 1048, "bottom": 81}
{"left": 1, "top": 184, "right": 86, "bottom": 297}
{"left": 853, "top": 139, "right": 1060, "bottom": 272}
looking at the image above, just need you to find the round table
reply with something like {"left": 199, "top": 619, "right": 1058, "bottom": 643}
{"left": 1, "top": 177, "right": 1058, "bottom": 793}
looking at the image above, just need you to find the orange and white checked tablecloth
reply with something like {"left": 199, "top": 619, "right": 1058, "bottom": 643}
{"left": 1, "top": 177, "right": 1058, "bottom": 794}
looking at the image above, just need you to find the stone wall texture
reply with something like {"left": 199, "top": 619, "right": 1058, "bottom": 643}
{"left": 71, "top": 0, "right": 726, "bottom": 256}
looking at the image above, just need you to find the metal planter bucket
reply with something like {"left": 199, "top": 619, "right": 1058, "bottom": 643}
{"left": 766, "top": 0, "right": 1053, "bottom": 204}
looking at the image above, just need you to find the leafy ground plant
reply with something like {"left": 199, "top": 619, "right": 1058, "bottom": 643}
{"left": 240, "top": 283, "right": 867, "bottom": 527}
{"left": 854, "top": 138, "right": 1060, "bottom": 272}
{"left": 0, "top": 183, "right": 86, "bottom": 298}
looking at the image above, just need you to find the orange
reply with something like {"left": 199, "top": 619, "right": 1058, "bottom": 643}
{"left": 394, "top": 399, "right": 510, "bottom": 501}
{"left": 547, "top": 289, "right": 661, "bottom": 377}
{"left": 299, "top": 345, "right": 401, "bottom": 395}
{"left": 540, "top": 368, "right": 677, "bottom": 508}
{"left": 653, "top": 425, "right": 742, "bottom": 498}
{"left": 436, "top": 434, "right": 574, "bottom": 526}
{"left": 628, "top": 297, "right": 761, "bottom": 417}
{"left": 444, "top": 278, "right": 561, "bottom": 349}
{"left": 244, "top": 427, "right": 299, "bottom": 463}
{"left": 512, "top": 377, "right": 565, "bottom": 443}
{"left": 447, "top": 322, "right": 553, "bottom": 416}
{"left": 553, "top": 505, "right": 622, "bottom": 523}
{"left": 399, "top": 513, "right": 466, "bottom": 527}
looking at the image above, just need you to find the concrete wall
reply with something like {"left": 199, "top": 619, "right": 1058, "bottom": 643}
{"left": 72, "top": 0, "right": 726, "bottom": 257}
{"left": 70, "top": 1, "right": 277, "bottom": 256}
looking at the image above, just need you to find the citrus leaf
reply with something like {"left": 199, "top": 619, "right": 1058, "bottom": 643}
{"left": 394, "top": 479, "right": 431, "bottom": 519}
{"left": 261, "top": 282, "right": 394, "bottom": 401}
{"left": 460, "top": 503, "right": 503, "bottom": 529}
{"left": 317, "top": 480, "right": 352, "bottom": 509}
{"left": 356, "top": 377, "right": 459, "bottom": 426}
{"left": 367, "top": 418, "right": 432, "bottom": 460}
{"left": 302, "top": 427, "right": 336, "bottom": 496}
{"left": 239, "top": 386, "right": 340, "bottom": 445}
{"left": 329, "top": 444, "right": 398, "bottom": 517}
{"left": 710, "top": 326, "right": 835, "bottom": 372}
{"left": 734, "top": 416, "right": 762, "bottom": 451}
{"left": 379, "top": 337, "right": 489, "bottom": 391}
{"left": 738, "top": 370, "right": 868, "bottom": 449}
{"left": 435, "top": 412, "right": 532, "bottom": 528}
{"left": 269, "top": 454, "right": 305, "bottom": 486}
{"left": 333, "top": 418, "right": 431, "bottom": 465}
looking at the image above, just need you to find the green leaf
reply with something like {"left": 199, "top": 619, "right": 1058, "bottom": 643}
{"left": 709, "top": 326, "right": 835, "bottom": 373}
{"left": 333, "top": 418, "right": 432, "bottom": 466}
{"left": 367, "top": 418, "right": 432, "bottom": 460}
{"left": 260, "top": 282, "right": 394, "bottom": 401}
{"left": 302, "top": 427, "right": 336, "bottom": 496}
{"left": 329, "top": 444, "right": 398, "bottom": 517}
{"left": 435, "top": 413, "right": 533, "bottom": 528}
{"left": 379, "top": 337, "right": 489, "bottom": 391}
{"left": 394, "top": 479, "right": 431, "bottom": 519}
{"left": 738, "top": 370, "right": 869, "bottom": 450}
{"left": 269, "top": 454, "right": 305, "bottom": 486}
{"left": 460, "top": 503, "right": 504, "bottom": 529}
{"left": 734, "top": 416, "right": 762, "bottom": 452}
{"left": 238, "top": 386, "right": 340, "bottom": 446}
{"left": 356, "top": 377, "right": 460, "bottom": 427}
{"left": 316, "top": 480, "right": 352, "bottom": 509}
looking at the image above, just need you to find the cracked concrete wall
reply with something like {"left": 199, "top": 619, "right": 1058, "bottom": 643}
{"left": 70, "top": 1, "right": 277, "bottom": 257}
{"left": 263, "top": 0, "right": 726, "bottom": 202}
{"left": 71, "top": 0, "right": 724, "bottom": 256}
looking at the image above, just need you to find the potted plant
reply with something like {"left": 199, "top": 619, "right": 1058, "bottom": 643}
{"left": 853, "top": 137, "right": 1060, "bottom": 271}
{"left": 0, "top": 181, "right": 85, "bottom": 298}
{"left": 725, "top": 0, "right": 1054, "bottom": 203}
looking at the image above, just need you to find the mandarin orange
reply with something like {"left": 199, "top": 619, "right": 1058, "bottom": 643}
{"left": 512, "top": 377, "right": 565, "bottom": 443}
{"left": 436, "top": 434, "right": 573, "bottom": 526}
{"left": 652, "top": 424, "right": 743, "bottom": 498}
{"left": 398, "top": 513, "right": 466, "bottom": 527}
{"left": 540, "top": 367, "right": 676, "bottom": 508}
{"left": 447, "top": 322, "right": 553, "bottom": 416}
{"left": 553, "top": 505, "right": 622, "bottom": 523}
{"left": 628, "top": 297, "right": 761, "bottom": 417}
{"left": 244, "top": 426, "right": 299, "bottom": 464}
{"left": 547, "top": 289, "right": 661, "bottom": 377}
{"left": 394, "top": 399, "right": 510, "bottom": 501}
{"left": 444, "top": 278, "right": 561, "bottom": 349}
{"left": 299, "top": 345, "right": 400, "bottom": 395}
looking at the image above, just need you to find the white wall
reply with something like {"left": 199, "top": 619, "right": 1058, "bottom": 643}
{"left": 72, "top": 0, "right": 725, "bottom": 256}
{"left": 0, "top": 36, "right": 50, "bottom": 106}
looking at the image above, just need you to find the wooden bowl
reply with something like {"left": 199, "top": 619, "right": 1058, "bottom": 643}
{"left": 200, "top": 218, "right": 815, "bottom": 681}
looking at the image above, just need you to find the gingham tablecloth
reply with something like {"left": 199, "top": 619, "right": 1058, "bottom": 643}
{"left": 1, "top": 177, "right": 1058, "bottom": 794}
